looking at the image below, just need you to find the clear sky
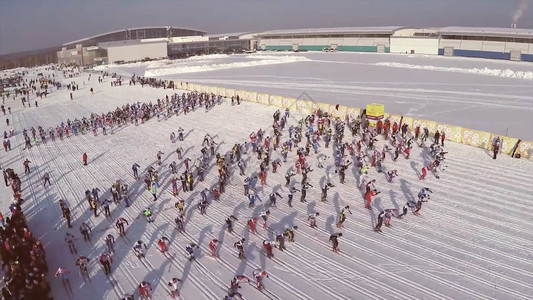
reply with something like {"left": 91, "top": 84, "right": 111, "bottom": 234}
{"left": 0, "top": 0, "right": 532, "bottom": 55}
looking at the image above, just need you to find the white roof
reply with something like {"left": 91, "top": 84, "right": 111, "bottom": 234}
{"left": 207, "top": 32, "right": 252, "bottom": 38}
{"left": 62, "top": 26, "right": 206, "bottom": 46}
{"left": 257, "top": 26, "right": 402, "bottom": 36}
{"left": 98, "top": 39, "right": 167, "bottom": 49}
{"left": 438, "top": 26, "right": 533, "bottom": 38}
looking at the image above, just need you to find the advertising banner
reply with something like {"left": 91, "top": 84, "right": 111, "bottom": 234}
{"left": 366, "top": 103, "right": 385, "bottom": 127}
{"left": 462, "top": 129, "right": 491, "bottom": 149}
{"left": 248, "top": 91, "right": 258, "bottom": 102}
{"left": 317, "top": 102, "right": 330, "bottom": 116}
{"left": 296, "top": 100, "right": 312, "bottom": 114}
{"left": 516, "top": 141, "right": 533, "bottom": 159}
{"left": 257, "top": 93, "right": 270, "bottom": 105}
{"left": 402, "top": 116, "right": 414, "bottom": 130}
{"left": 283, "top": 98, "right": 296, "bottom": 109}
{"left": 436, "top": 124, "right": 463, "bottom": 143}
{"left": 499, "top": 136, "right": 519, "bottom": 155}
{"left": 270, "top": 95, "right": 283, "bottom": 108}
{"left": 236, "top": 90, "right": 247, "bottom": 101}
{"left": 225, "top": 88, "right": 235, "bottom": 97}
{"left": 386, "top": 114, "right": 402, "bottom": 125}
{"left": 346, "top": 107, "right": 361, "bottom": 120}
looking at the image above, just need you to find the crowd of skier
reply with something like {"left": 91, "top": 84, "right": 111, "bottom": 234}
{"left": 4, "top": 87, "right": 223, "bottom": 153}
{"left": 0, "top": 167, "right": 52, "bottom": 300}
{"left": 0, "top": 65, "right": 470, "bottom": 300}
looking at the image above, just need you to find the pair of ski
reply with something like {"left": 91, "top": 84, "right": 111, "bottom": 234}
{"left": 248, "top": 281, "right": 270, "bottom": 297}
{"left": 263, "top": 252, "right": 284, "bottom": 264}
{"left": 80, "top": 268, "right": 91, "bottom": 283}
{"left": 62, "top": 279, "right": 74, "bottom": 298}
{"left": 118, "top": 232, "right": 132, "bottom": 243}
{"left": 105, "top": 273, "right": 119, "bottom": 287}
{"left": 137, "top": 255, "right": 152, "bottom": 269}
{"left": 162, "top": 251, "right": 175, "bottom": 260}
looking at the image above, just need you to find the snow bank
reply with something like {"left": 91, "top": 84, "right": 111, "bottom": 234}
{"left": 184, "top": 54, "right": 230, "bottom": 61}
{"left": 93, "top": 55, "right": 234, "bottom": 72}
{"left": 144, "top": 56, "right": 310, "bottom": 77}
{"left": 376, "top": 62, "right": 533, "bottom": 80}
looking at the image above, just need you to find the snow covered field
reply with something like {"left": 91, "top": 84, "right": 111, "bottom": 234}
{"left": 1, "top": 61, "right": 533, "bottom": 300}
{"left": 98, "top": 52, "right": 533, "bottom": 140}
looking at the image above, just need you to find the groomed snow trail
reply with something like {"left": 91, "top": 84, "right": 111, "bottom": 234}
{"left": 1, "top": 66, "right": 532, "bottom": 300}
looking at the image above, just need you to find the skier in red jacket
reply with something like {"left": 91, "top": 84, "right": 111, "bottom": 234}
{"left": 419, "top": 166, "right": 428, "bottom": 180}
{"left": 247, "top": 218, "right": 258, "bottom": 234}
{"left": 158, "top": 237, "right": 170, "bottom": 253}
{"left": 209, "top": 239, "right": 219, "bottom": 257}
{"left": 263, "top": 240, "right": 275, "bottom": 258}
{"left": 138, "top": 281, "right": 152, "bottom": 299}
{"left": 82, "top": 152, "right": 88, "bottom": 165}
{"left": 365, "top": 189, "right": 380, "bottom": 209}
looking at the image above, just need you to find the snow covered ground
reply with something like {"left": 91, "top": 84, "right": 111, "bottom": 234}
{"left": 1, "top": 62, "right": 533, "bottom": 300}
{"left": 97, "top": 52, "right": 533, "bottom": 140}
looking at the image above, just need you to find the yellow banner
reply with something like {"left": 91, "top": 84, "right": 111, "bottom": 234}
{"left": 435, "top": 123, "right": 463, "bottom": 143}
{"left": 217, "top": 87, "right": 226, "bottom": 97}
{"left": 282, "top": 98, "right": 296, "bottom": 109}
{"left": 336, "top": 105, "right": 348, "bottom": 119}
{"left": 270, "top": 95, "right": 283, "bottom": 107}
{"left": 327, "top": 105, "right": 337, "bottom": 117}
{"left": 462, "top": 129, "right": 491, "bottom": 149}
{"left": 309, "top": 102, "right": 319, "bottom": 114}
{"left": 411, "top": 119, "right": 436, "bottom": 135}
{"left": 257, "top": 93, "right": 270, "bottom": 105}
{"left": 328, "top": 105, "right": 347, "bottom": 119}
{"left": 516, "top": 141, "right": 533, "bottom": 159}
{"left": 425, "top": 120, "right": 438, "bottom": 135}
{"left": 295, "top": 100, "right": 312, "bottom": 113}
{"left": 317, "top": 102, "right": 330, "bottom": 116}
{"left": 366, "top": 103, "right": 384, "bottom": 117}
{"left": 248, "top": 91, "right": 258, "bottom": 102}
{"left": 499, "top": 136, "right": 519, "bottom": 155}
{"left": 236, "top": 90, "right": 247, "bottom": 101}
{"left": 345, "top": 107, "right": 361, "bottom": 121}
{"left": 225, "top": 88, "right": 235, "bottom": 97}
{"left": 402, "top": 116, "right": 414, "bottom": 130}
{"left": 387, "top": 114, "right": 402, "bottom": 125}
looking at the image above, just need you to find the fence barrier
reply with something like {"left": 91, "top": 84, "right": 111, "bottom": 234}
{"left": 171, "top": 80, "right": 532, "bottom": 160}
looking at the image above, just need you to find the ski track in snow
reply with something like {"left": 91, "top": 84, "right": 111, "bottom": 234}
{"left": 374, "top": 62, "right": 533, "bottom": 80}
{"left": 1, "top": 65, "right": 532, "bottom": 300}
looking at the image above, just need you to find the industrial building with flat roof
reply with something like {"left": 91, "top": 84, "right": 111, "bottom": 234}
{"left": 254, "top": 26, "right": 533, "bottom": 62}
{"left": 1, "top": 25, "right": 532, "bottom": 71}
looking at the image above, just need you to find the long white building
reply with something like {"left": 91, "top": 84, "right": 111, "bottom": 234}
{"left": 255, "top": 26, "right": 533, "bottom": 62}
